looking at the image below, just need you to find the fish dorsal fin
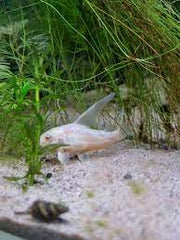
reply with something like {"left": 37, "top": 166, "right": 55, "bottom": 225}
{"left": 74, "top": 93, "right": 115, "bottom": 128}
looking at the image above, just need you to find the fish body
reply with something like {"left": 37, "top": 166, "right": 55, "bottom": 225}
{"left": 40, "top": 93, "right": 125, "bottom": 163}
{"left": 40, "top": 123, "right": 120, "bottom": 154}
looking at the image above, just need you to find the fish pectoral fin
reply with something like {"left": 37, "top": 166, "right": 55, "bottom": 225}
{"left": 59, "top": 146, "right": 74, "bottom": 153}
{"left": 57, "top": 151, "right": 70, "bottom": 164}
{"left": 74, "top": 93, "right": 115, "bottom": 128}
{"left": 78, "top": 153, "right": 90, "bottom": 162}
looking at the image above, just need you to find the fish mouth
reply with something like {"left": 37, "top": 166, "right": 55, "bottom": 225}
{"left": 39, "top": 139, "right": 48, "bottom": 147}
{"left": 39, "top": 142, "right": 46, "bottom": 147}
{"left": 40, "top": 143, "right": 71, "bottom": 150}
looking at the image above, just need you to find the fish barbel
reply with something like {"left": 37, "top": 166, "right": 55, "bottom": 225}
{"left": 40, "top": 93, "right": 126, "bottom": 163}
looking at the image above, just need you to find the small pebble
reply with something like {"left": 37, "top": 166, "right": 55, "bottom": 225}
{"left": 33, "top": 180, "right": 44, "bottom": 185}
{"left": 162, "top": 145, "right": 169, "bottom": 151}
{"left": 46, "top": 173, "right": 52, "bottom": 179}
{"left": 170, "top": 144, "right": 178, "bottom": 150}
{"left": 40, "top": 156, "right": 49, "bottom": 162}
{"left": 123, "top": 172, "right": 133, "bottom": 180}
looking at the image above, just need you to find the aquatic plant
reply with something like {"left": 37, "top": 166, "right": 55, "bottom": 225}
{"left": 0, "top": 19, "right": 60, "bottom": 186}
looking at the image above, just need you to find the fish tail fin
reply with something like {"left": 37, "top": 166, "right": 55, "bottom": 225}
{"left": 114, "top": 125, "right": 132, "bottom": 141}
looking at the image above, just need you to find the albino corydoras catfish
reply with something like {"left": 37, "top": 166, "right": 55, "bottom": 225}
{"left": 40, "top": 93, "right": 125, "bottom": 163}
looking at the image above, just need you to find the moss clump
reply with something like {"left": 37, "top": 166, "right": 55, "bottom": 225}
{"left": 86, "top": 190, "right": 95, "bottom": 198}
{"left": 95, "top": 220, "right": 108, "bottom": 228}
{"left": 128, "top": 181, "right": 145, "bottom": 195}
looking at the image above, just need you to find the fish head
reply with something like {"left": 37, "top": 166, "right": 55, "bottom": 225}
{"left": 40, "top": 127, "right": 64, "bottom": 147}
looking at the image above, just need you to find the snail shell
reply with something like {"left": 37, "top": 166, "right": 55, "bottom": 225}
{"left": 29, "top": 200, "right": 69, "bottom": 221}
{"left": 15, "top": 200, "right": 69, "bottom": 222}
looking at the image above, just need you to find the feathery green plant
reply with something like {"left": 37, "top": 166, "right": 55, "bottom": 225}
{"left": 0, "top": 19, "right": 58, "bottom": 187}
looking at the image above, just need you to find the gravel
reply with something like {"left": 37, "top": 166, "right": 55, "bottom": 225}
{"left": 0, "top": 141, "right": 180, "bottom": 240}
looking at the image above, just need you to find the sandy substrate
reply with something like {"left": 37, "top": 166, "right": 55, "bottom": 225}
{"left": 0, "top": 141, "right": 180, "bottom": 240}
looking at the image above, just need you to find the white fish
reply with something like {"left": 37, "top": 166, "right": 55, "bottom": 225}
{"left": 40, "top": 93, "right": 125, "bottom": 163}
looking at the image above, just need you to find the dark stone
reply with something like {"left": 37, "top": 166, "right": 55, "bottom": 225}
{"left": 0, "top": 218, "right": 85, "bottom": 240}
{"left": 162, "top": 145, "right": 169, "bottom": 151}
{"left": 170, "top": 144, "right": 178, "bottom": 150}
{"left": 40, "top": 157, "right": 49, "bottom": 162}
{"left": 46, "top": 173, "right": 52, "bottom": 179}
{"left": 33, "top": 180, "right": 44, "bottom": 185}
{"left": 123, "top": 172, "right": 132, "bottom": 180}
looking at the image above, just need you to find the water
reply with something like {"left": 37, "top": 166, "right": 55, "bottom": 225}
{"left": 0, "top": 231, "right": 24, "bottom": 240}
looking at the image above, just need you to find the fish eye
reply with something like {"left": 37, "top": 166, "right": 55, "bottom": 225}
{"left": 45, "top": 135, "right": 51, "bottom": 140}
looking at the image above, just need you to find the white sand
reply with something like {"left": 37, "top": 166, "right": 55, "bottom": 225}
{"left": 0, "top": 141, "right": 180, "bottom": 240}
